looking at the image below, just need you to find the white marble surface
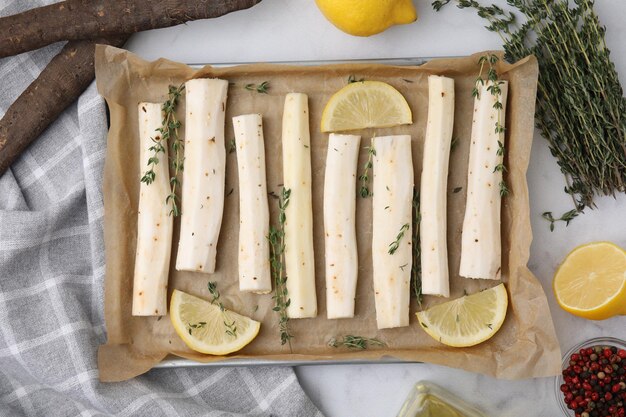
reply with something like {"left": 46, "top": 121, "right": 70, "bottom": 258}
{"left": 126, "top": 1, "right": 626, "bottom": 415}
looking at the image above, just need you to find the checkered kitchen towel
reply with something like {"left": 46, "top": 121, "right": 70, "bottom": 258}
{"left": 0, "top": 1, "right": 324, "bottom": 416}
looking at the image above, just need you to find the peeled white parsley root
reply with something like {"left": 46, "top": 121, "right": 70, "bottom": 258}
{"left": 324, "top": 133, "right": 361, "bottom": 319}
{"left": 420, "top": 75, "right": 455, "bottom": 298}
{"left": 372, "top": 135, "right": 413, "bottom": 329}
{"left": 460, "top": 80, "right": 509, "bottom": 280}
{"left": 232, "top": 114, "right": 272, "bottom": 293}
{"left": 282, "top": 93, "right": 317, "bottom": 318}
{"left": 132, "top": 102, "right": 173, "bottom": 316}
{"left": 176, "top": 78, "right": 228, "bottom": 274}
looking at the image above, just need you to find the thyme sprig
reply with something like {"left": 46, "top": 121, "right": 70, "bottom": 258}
{"left": 411, "top": 189, "right": 423, "bottom": 305}
{"left": 228, "top": 139, "right": 236, "bottom": 154}
{"left": 187, "top": 321, "right": 206, "bottom": 335}
{"left": 328, "top": 335, "right": 386, "bottom": 350}
{"left": 433, "top": 0, "right": 626, "bottom": 221}
{"left": 472, "top": 53, "right": 499, "bottom": 99}
{"left": 207, "top": 281, "right": 225, "bottom": 311}
{"left": 348, "top": 75, "right": 365, "bottom": 84}
{"left": 268, "top": 187, "right": 293, "bottom": 349}
{"left": 245, "top": 81, "right": 270, "bottom": 94}
{"left": 388, "top": 223, "right": 410, "bottom": 255}
{"left": 359, "top": 139, "right": 376, "bottom": 198}
{"left": 164, "top": 84, "right": 185, "bottom": 216}
{"left": 450, "top": 136, "right": 459, "bottom": 151}
{"left": 224, "top": 320, "right": 237, "bottom": 338}
{"left": 207, "top": 281, "right": 238, "bottom": 338}
{"left": 475, "top": 54, "right": 509, "bottom": 198}
{"left": 140, "top": 84, "right": 185, "bottom": 216}
{"left": 496, "top": 140, "right": 509, "bottom": 197}
{"left": 542, "top": 210, "right": 579, "bottom": 232}
{"left": 167, "top": 118, "right": 184, "bottom": 216}
{"left": 140, "top": 126, "right": 165, "bottom": 185}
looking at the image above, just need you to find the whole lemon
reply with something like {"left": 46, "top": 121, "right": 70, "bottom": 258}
{"left": 315, "top": 0, "right": 418, "bottom": 37}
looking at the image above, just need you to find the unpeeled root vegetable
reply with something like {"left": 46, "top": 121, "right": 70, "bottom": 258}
{"left": 281, "top": 93, "right": 317, "bottom": 319}
{"left": 324, "top": 133, "right": 361, "bottom": 319}
{"left": 0, "top": 0, "right": 262, "bottom": 59}
{"left": 372, "top": 135, "right": 413, "bottom": 329}
{"left": 176, "top": 78, "right": 228, "bottom": 274}
{"left": 460, "top": 81, "right": 509, "bottom": 280}
{"left": 420, "top": 75, "right": 455, "bottom": 298}
{"left": 232, "top": 114, "right": 271, "bottom": 293}
{"left": 132, "top": 102, "right": 173, "bottom": 316}
{"left": 0, "top": 0, "right": 261, "bottom": 176}
{"left": 0, "top": 37, "right": 127, "bottom": 176}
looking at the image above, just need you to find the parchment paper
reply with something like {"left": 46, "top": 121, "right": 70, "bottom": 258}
{"left": 95, "top": 45, "right": 561, "bottom": 382}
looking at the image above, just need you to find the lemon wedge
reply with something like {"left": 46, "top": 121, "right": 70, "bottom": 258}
{"left": 170, "top": 289, "right": 260, "bottom": 355}
{"left": 320, "top": 81, "right": 412, "bottom": 133}
{"left": 416, "top": 283, "right": 508, "bottom": 347}
{"left": 553, "top": 241, "right": 626, "bottom": 320}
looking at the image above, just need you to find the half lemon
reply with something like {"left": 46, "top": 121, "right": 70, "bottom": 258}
{"left": 553, "top": 241, "right": 626, "bottom": 320}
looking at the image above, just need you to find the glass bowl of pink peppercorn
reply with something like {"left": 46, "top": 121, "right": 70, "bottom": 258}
{"left": 556, "top": 337, "right": 626, "bottom": 417}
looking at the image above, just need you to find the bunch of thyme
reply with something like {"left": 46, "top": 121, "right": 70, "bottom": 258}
{"left": 140, "top": 83, "right": 185, "bottom": 216}
{"left": 433, "top": 0, "right": 626, "bottom": 228}
{"left": 268, "top": 187, "right": 293, "bottom": 349}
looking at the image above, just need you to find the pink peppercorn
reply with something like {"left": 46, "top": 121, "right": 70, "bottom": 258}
{"left": 562, "top": 345, "right": 626, "bottom": 417}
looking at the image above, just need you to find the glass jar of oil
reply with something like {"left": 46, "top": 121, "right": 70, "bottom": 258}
{"left": 397, "top": 381, "right": 487, "bottom": 417}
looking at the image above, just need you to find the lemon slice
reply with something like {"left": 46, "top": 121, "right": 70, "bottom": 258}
{"left": 170, "top": 289, "right": 260, "bottom": 355}
{"left": 553, "top": 241, "right": 626, "bottom": 320}
{"left": 416, "top": 283, "right": 508, "bottom": 347}
{"left": 320, "top": 81, "right": 412, "bottom": 132}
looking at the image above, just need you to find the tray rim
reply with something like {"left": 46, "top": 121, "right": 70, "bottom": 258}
{"left": 188, "top": 56, "right": 432, "bottom": 68}
{"left": 154, "top": 355, "right": 411, "bottom": 368}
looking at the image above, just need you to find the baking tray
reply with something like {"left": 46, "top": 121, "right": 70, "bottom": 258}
{"left": 154, "top": 56, "right": 429, "bottom": 369}
{"left": 98, "top": 51, "right": 554, "bottom": 381}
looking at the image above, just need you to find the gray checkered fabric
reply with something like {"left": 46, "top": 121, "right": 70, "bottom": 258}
{"left": 0, "top": 1, "right": 323, "bottom": 416}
